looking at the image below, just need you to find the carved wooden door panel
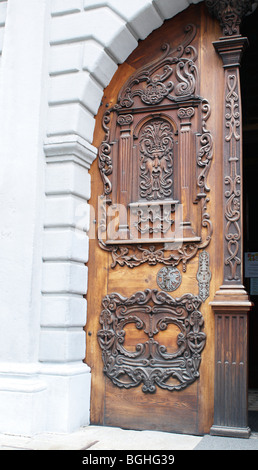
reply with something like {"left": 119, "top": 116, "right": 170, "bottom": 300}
{"left": 86, "top": 4, "right": 224, "bottom": 435}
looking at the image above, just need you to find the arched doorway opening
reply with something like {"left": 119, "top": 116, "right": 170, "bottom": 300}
{"left": 241, "top": 7, "right": 258, "bottom": 434}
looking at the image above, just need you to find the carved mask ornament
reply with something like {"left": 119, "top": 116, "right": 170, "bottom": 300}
{"left": 139, "top": 119, "right": 174, "bottom": 201}
{"left": 205, "top": 0, "right": 255, "bottom": 36}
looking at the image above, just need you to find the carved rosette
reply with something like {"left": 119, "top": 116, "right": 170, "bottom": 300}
{"left": 97, "top": 289, "right": 206, "bottom": 393}
{"left": 156, "top": 267, "right": 182, "bottom": 292}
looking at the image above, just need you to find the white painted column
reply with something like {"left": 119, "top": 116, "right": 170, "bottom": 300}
{"left": 41, "top": 135, "right": 96, "bottom": 433}
{"left": 0, "top": 0, "right": 49, "bottom": 435}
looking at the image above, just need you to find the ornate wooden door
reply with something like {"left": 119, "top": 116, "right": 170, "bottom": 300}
{"left": 86, "top": 4, "right": 224, "bottom": 435}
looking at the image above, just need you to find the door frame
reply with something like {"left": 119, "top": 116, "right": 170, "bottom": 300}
{"left": 206, "top": 0, "right": 255, "bottom": 438}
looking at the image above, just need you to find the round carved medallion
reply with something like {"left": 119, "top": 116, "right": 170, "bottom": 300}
{"left": 156, "top": 266, "right": 182, "bottom": 291}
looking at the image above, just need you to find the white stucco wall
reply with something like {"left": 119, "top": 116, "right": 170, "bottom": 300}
{"left": 0, "top": 1, "right": 7, "bottom": 68}
{"left": 0, "top": 0, "right": 203, "bottom": 436}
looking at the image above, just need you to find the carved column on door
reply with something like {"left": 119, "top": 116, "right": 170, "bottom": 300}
{"left": 205, "top": 0, "right": 254, "bottom": 438}
{"left": 213, "top": 36, "right": 248, "bottom": 289}
{"left": 117, "top": 114, "right": 133, "bottom": 239}
{"left": 177, "top": 107, "right": 197, "bottom": 239}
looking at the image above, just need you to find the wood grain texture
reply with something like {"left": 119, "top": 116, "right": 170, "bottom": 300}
{"left": 86, "top": 3, "right": 224, "bottom": 435}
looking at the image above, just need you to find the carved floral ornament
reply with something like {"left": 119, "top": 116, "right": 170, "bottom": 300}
{"left": 97, "top": 24, "right": 214, "bottom": 272}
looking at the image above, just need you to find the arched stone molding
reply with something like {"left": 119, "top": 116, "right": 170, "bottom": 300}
{"left": 46, "top": 0, "right": 203, "bottom": 142}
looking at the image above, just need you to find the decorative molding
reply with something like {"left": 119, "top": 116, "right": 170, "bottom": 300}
{"left": 177, "top": 107, "right": 195, "bottom": 120}
{"left": 97, "top": 24, "right": 214, "bottom": 271}
{"left": 130, "top": 203, "right": 175, "bottom": 235}
{"left": 212, "top": 37, "right": 248, "bottom": 285}
{"left": 98, "top": 24, "right": 199, "bottom": 197}
{"left": 102, "top": 242, "right": 200, "bottom": 272}
{"left": 197, "top": 251, "right": 211, "bottom": 301}
{"left": 205, "top": 0, "right": 255, "bottom": 36}
{"left": 117, "top": 24, "right": 198, "bottom": 109}
{"left": 44, "top": 134, "right": 97, "bottom": 169}
{"left": 210, "top": 307, "right": 251, "bottom": 438}
{"left": 224, "top": 73, "right": 241, "bottom": 281}
{"left": 98, "top": 111, "right": 113, "bottom": 195}
{"left": 197, "top": 100, "right": 214, "bottom": 195}
{"left": 117, "top": 114, "right": 134, "bottom": 126}
{"left": 97, "top": 289, "right": 206, "bottom": 393}
{"left": 139, "top": 119, "right": 174, "bottom": 200}
{"left": 208, "top": 2, "right": 254, "bottom": 439}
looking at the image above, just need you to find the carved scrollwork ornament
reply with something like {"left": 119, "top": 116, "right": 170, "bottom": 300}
{"left": 205, "top": 0, "right": 256, "bottom": 36}
{"left": 224, "top": 72, "right": 241, "bottom": 280}
{"left": 97, "top": 23, "right": 213, "bottom": 271}
{"left": 117, "top": 114, "right": 134, "bottom": 126}
{"left": 98, "top": 24, "right": 199, "bottom": 198}
{"left": 97, "top": 289, "right": 206, "bottom": 393}
{"left": 177, "top": 107, "right": 195, "bottom": 120}
{"left": 117, "top": 24, "right": 198, "bottom": 109}
{"left": 197, "top": 251, "right": 212, "bottom": 301}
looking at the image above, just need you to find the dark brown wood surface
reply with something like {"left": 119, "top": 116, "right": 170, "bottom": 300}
{"left": 85, "top": 3, "right": 224, "bottom": 435}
